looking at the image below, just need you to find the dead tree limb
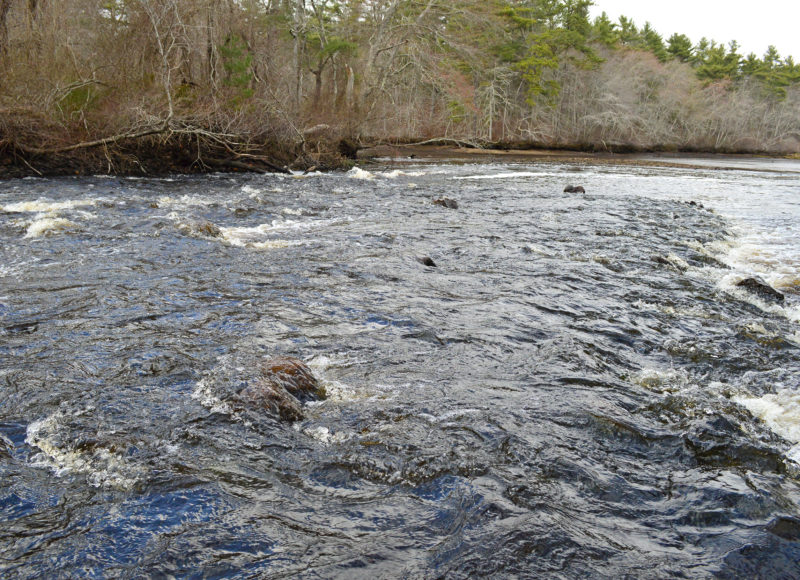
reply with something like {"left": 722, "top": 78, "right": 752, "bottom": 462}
{"left": 10, "top": 125, "right": 169, "bottom": 155}
{"left": 394, "top": 137, "right": 486, "bottom": 149}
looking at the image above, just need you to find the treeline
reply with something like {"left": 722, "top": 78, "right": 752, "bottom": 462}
{"left": 1, "top": 0, "right": 799, "bottom": 175}
{"left": 592, "top": 13, "right": 800, "bottom": 98}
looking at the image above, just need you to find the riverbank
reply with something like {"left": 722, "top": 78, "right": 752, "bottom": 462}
{"left": 357, "top": 144, "right": 800, "bottom": 174}
{"left": 2, "top": 134, "right": 798, "bottom": 179}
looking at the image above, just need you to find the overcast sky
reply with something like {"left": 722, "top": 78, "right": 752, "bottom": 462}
{"left": 589, "top": 1, "right": 800, "bottom": 60}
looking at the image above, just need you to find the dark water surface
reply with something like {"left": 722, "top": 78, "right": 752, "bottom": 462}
{"left": 1, "top": 161, "right": 799, "bottom": 578}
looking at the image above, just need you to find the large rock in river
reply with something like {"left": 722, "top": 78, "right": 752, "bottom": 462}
{"left": 433, "top": 198, "right": 458, "bottom": 209}
{"left": 736, "top": 277, "right": 785, "bottom": 304}
{"left": 239, "top": 357, "right": 326, "bottom": 421}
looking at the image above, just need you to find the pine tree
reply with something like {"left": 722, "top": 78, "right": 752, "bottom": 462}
{"left": 666, "top": 33, "right": 693, "bottom": 62}
{"left": 641, "top": 22, "right": 667, "bottom": 62}
{"left": 591, "top": 11, "right": 617, "bottom": 48}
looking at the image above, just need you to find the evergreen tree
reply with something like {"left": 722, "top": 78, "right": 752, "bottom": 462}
{"left": 641, "top": 22, "right": 667, "bottom": 61}
{"left": 666, "top": 33, "right": 693, "bottom": 62}
{"left": 501, "top": 0, "right": 599, "bottom": 104}
{"left": 692, "top": 37, "right": 710, "bottom": 66}
{"left": 740, "top": 52, "right": 762, "bottom": 77}
{"left": 591, "top": 11, "right": 617, "bottom": 48}
{"left": 616, "top": 15, "right": 639, "bottom": 46}
{"left": 695, "top": 41, "right": 738, "bottom": 81}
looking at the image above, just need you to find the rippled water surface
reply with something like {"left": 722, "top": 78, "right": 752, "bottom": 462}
{"left": 1, "top": 160, "right": 800, "bottom": 578}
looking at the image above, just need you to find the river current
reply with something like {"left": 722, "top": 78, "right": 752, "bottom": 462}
{"left": 1, "top": 159, "right": 799, "bottom": 578}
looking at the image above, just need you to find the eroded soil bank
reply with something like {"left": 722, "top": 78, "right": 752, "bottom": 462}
{"left": 2, "top": 134, "right": 796, "bottom": 179}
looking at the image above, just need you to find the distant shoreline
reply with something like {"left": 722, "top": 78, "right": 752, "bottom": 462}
{"left": 358, "top": 145, "right": 800, "bottom": 174}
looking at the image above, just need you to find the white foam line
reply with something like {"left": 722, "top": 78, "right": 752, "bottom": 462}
{"left": 1, "top": 199, "right": 96, "bottom": 213}
{"left": 454, "top": 171, "right": 561, "bottom": 180}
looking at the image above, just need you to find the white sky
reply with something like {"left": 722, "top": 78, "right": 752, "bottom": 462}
{"left": 589, "top": 1, "right": 800, "bottom": 61}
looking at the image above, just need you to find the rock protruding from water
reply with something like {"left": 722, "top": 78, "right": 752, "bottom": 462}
{"left": 736, "top": 277, "right": 785, "bottom": 303}
{"left": 651, "top": 255, "right": 689, "bottom": 273}
{"left": 433, "top": 198, "right": 458, "bottom": 209}
{"left": 239, "top": 357, "right": 326, "bottom": 422}
{"left": 180, "top": 220, "right": 222, "bottom": 238}
{"left": 563, "top": 185, "right": 585, "bottom": 193}
{"left": 417, "top": 256, "right": 437, "bottom": 268}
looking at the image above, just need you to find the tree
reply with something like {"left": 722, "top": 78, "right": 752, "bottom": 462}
{"left": 695, "top": 40, "right": 739, "bottom": 81}
{"left": 616, "top": 15, "right": 638, "bottom": 46}
{"left": 305, "top": 0, "right": 357, "bottom": 109}
{"left": 641, "top": 22, "right": 667, "bottom": 62}
{"left": 667, "top": 32, "right": 692, "bottom": 62}
{"left": 502, "top": 0, "right": 599, "bottom": 104}
{"left": 591, "top": 11, "right": 616, "bottom": 48}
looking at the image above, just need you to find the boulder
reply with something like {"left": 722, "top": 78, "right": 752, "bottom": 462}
{"left": 239, "top": 357, "right": 325, "bottom": 422}
{"left": 433, "top": 198, "right": 458, "bottom": 209}
{"left": 417, "top": 256, "right": 437, "bottom": 268}
{"left": 736, "top": 277, "right": 785, "bottom": 304}
{"left": 563, "top": 185, "right": 585, "bottom": 193}
{"left": 260, "top": 356, "right": 326, "bottom": 402}
{"left": 179, "top": 220, "right": 222, "bottom": 238}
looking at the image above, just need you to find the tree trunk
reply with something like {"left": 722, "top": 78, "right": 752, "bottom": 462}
{"left": 292, "top": 0, "right": 305, "bottom": 113}
{"left": 0, "top": 0, "right": 11, "bottom": 54}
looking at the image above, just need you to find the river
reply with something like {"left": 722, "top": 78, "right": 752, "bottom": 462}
{"left": 1, "top": 158, "right": 799, "bottom": 577}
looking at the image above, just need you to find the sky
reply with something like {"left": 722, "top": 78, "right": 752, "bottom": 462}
{"left": 589, "top": 0, "right": 800, "bottom": 61}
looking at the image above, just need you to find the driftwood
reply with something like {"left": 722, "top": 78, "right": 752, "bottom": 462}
{"left": 396, "top": 137, "right": 485, "bottom": 149}
{"left": 205, "top": 157, "right": 290, "bottom": 175}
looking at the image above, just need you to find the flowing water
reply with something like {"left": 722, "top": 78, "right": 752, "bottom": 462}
{"left": 1, "top": 158, "right": 799, "bottom": 578}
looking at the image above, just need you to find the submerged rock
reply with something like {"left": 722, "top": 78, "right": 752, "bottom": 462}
{"left": 0, "top": 433, "right": 12, "bottom": 458}
{"left": 767, "top": 516, "right": 800, "bottom": 541}
{"left": 239, "top": 357, "right": 325, "bottom": 422}
{"left": 563, "top": 185, "right": 585, "bottom": 193}
{"left": 433, "top": 198, "right": 459, "bottom": 209}
{"left": 736, "top": 277, "right": 785, "bottom": 303}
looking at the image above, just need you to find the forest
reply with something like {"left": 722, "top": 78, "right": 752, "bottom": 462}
{"left": 1, "top": 0, "right": 799, "bottom": 175}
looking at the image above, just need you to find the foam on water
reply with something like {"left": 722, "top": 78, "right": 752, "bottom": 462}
{"left": 296, "top": 425, "right": 352, "bottom": 445}
{"left": 736, "top": 390, "right": 800, "bottom": 463}
{"left": 24, "top": 217, "right": 79, "bottom": 238}
{"left": 633, "top": 367, "right": 691, "bottom": 393}
{"left": 157, "top": 194, "right": 216, "bottom": 208}
{"left": 716, "top": 271, "right": 800, "bottom": 324}
{"left": 26, "top": 409, "right": 143, "bottom": 490}
{"left": 219, "top": 223, "right": 305, "bottom": 249}
{"left": 347, "top": 167, "right": 375, "bottom": 180}
{"left": 680, "top": 237, "right": 800, "bottom": 324}
{"left": 726, "top": 239, "right": 800, "bottom": 292}
{"left": 1, "top": 199, "right": 96, "bottom": 213}
{"left": 191, "top": 378, "right": 235, "bottom": 416}
{"left": 454, "top": 171, "right": 561, "bottom": 180}
{"left": 379, "top": 169, "right": 428, "bottom": 179}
